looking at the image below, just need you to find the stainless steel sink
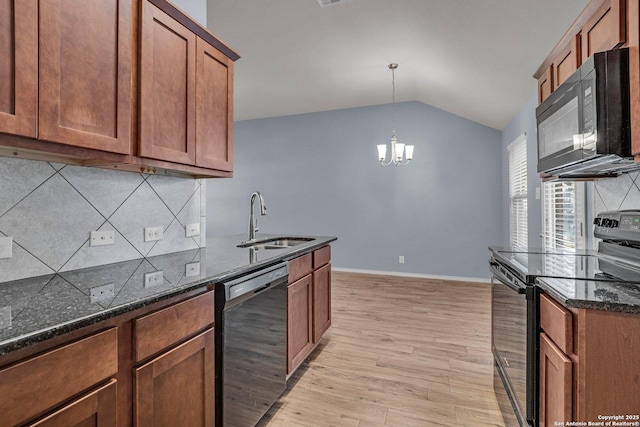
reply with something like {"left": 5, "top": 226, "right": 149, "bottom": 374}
{"left": 237, "top": 237, "right": 314, "bottom": 250}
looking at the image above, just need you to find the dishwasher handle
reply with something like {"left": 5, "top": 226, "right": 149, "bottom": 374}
{"left": 224, "top": 262, "right": 288, "bottom": 303}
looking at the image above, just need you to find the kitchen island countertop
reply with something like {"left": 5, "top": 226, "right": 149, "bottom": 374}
{"left": 536, "top": 277, "right": 640, "bottom": 314}
{"left": 0, "top": 234, "right": 337, "bottom": 356}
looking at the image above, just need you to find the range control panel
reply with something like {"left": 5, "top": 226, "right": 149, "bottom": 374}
{"left": 594, "top": 210, "right": 640, "bottom": 242}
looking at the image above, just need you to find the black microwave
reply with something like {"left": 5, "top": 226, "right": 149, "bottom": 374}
{"left": 536, "top": 48, "right": 637, "bottom": 179}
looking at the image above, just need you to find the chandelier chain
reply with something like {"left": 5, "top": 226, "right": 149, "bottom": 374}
{"left": 391, "top": 65, "right": 396, "bottom": 135}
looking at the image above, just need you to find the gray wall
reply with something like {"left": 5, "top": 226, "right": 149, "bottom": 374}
{"left": 171, "top": 0, "right": 206, "bottom": 26}
{"left": 501, "top": 95, "right": 543, "bottom": 247}
{"left": 207, "top": 101, "right": 503, "bottom": 280}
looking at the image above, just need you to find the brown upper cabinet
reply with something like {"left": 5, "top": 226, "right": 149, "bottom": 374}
{"left": 554, "top": 36, "right": 581, "bottom": 89}
{"left": 581, "top": 0, "right": 626, "bottom": 62}
{"left": 139, "top": 1, "right": 234, "bottom": 172}
{"left": 0, "top": 0, "right": 132, "bottom": 153}
{"left": 195, "top": 38, "right": 234, "bottom": 171}
{"left": 140, "top": 0, "right": 197, "bottom": 165}
{"left": 0, "top": 0, "right": 238, "bottom": 178}
{"left": 534, "top": 0, "right": 626, "bottom": 104}
{"left": 537, "top": 66, "right": 553, "bottom": 104}
{"left": 0, "top": 0, "right": 37, "bottom": 138}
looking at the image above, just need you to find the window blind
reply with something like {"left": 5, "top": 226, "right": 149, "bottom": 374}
{"left": 508, "top": 134, "right": 528, "bottom": 249}
{"left": 543, "top": 181, "right": 577, "bottom": 252}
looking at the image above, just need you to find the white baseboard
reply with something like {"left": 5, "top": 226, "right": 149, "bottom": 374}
{"left": 331, "top": 267, "right": 491, "bottom": 284}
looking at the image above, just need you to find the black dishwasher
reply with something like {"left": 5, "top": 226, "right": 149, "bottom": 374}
{"left": 215, "top": 262, "right": 288, "bottom": 426}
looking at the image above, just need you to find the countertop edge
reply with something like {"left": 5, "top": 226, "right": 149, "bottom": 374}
{"left": 0, "top": 235, "right": 337, "bottom": 357}
{"left": 536, "top": 280, "right": 640, "bottom": 315}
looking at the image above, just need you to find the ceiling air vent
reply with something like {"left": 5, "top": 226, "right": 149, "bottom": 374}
{"left": 317, "top": 0, "right": 353, "bottom": 7}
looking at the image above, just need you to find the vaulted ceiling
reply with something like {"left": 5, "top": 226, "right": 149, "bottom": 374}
{"left": 206, "top": 0, "right": 590, "bottom": 130}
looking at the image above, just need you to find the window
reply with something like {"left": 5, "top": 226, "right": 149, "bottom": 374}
{"left": 508, "top": 134, "right": 527, "bottom": 249}
{"left": 543, "top": 181, "right": 586, "bottom": 253}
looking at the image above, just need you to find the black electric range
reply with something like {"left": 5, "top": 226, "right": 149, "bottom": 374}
{"left": 489, "top": 210, "right": 640, "bottom": 427}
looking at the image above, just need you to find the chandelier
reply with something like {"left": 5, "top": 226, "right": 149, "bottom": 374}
{"left": 377, "top": 63, "right": 414, "bottom": 166}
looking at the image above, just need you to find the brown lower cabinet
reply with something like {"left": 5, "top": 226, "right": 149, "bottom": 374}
{"left": 0, "top": 289, "right": 214, "bottom": 426}
{"left": 30, "top": 379, "right": 118, "bottom": 427}
{"left": 287, "top": 246, "right": 332, "bottom": 375}
{"left": 312, "top": 263, "right": 331, "bottom": 342}
{"left": 0, "top": 328, "right": 118, "bottom": 426}
{"left": 134, "top": 329, "right": 214, "bottom": 426}
{"left": 539, "top": 333, "right": 572, "bottom": 426}
{"left": 287, "top": 274, "right": 314, "bottom": 373}
{"left": 539, "top": 293, "right": 640, "bottom": 426}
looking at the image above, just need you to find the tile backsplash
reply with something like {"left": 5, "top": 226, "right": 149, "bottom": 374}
{"left": 594, "top": 171, "right": 640, "bottom": 214}
{"left": 0, "top": 156, "right": 206, "bottom": 283}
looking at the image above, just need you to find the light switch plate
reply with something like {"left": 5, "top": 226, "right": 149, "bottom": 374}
{"left": 186, "top": 262, "right": 201, "bottom": 276}
{"left": 186, "top": 223, "right": 200, "bottom": 237}
{"left": 90, "top": 230, "right": 115, "bottom": 247}
{"left": 0, "top": 236, "right": 12, "bottom": 259}
{"left": 144, "top": 271, "right": 164, "bottom": 288}
{"left": 90, "top": 283, "right": 115, "bottom": 303}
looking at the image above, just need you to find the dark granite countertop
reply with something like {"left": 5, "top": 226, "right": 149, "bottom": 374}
{"left": 536, "top": 277, "right": 640, "bottom": 314}
{"left": 0, "top": 234, "right": 336, "bottom": 356}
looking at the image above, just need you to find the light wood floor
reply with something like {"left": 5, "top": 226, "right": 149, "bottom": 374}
{"left": 258, "top": 271, "right": 506, "bottom": 427}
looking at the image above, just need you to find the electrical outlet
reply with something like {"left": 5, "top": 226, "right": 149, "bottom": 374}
{"left": 144, "top": 271, "right": 164, "bottom": 288}
{"left": 90, "top": 230, "right": 115, "bottom": 247}
{"left": 144, "top": 227, "right": 164, "bottom": 242}
{"left": 0, "top": 306, "right": 11, "bottom": 329}
{"left": 186, "top": 262, "right": 200, "bottom": 277}
{"left": 399, "top": 255, "right": 405, "bottom": 264}
{"left": 186, "top": 223, "right": 200, "bottom": 237}
{"left": 90, "top": 283, "right": 115, "bottom": 303}
{"left": 0, "top": 236, "right": 12, "bottom": 259}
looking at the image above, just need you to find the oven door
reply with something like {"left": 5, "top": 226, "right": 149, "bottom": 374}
{"left": 490, "top": 260, "right": 536, "bottom": 427}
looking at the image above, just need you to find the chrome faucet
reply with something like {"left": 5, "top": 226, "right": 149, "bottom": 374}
{"left": 246, "top": 191, "right": 267, "bottom": 243}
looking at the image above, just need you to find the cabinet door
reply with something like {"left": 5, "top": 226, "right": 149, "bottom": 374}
{"left": 29, "top": 379, "right": 117, "bottom": 427}
{"left": 581, "top": 0, "right": 625, "bottom": 62}
{"left": 287, "top": 274, "right": 313, "bottom": 374}
{"left": 139, "top": 0, "right": 196, "bottom": 165}
{"left": 312, "top": 263, "right": 331, "bottom": 343}
{"left": 554, "top": 35, "right": 580, "bottom": 88}
{"left": 0, "top": 0, "right": 37, "bottom": 137}
{"left": 538, "top": 66, "right": 553, "bottom": 104}
{"left": 134, "top": 328, "right": 214, "bottom": 427}
{"left": 195, "top": 37, "right": 233, "bottom": 171}
{"left": 539, "top": 333, "right": 572, "bottom": 427}
{"left": 0, "top": 328, "right": 118, "bottom": 427}
{"left": 38, "top": 0, "right": 132, "bottom": 154}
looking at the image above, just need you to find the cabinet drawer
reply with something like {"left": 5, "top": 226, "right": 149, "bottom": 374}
{"left": 134, "top": 291, "right": 214, "bottom": 362}
{"left": 30, "top": 379, "right": 117, "bottom": 426}
{"left": 313, "top": 245, "right": 331, "bottom": 269}
{"left": 0, "top": 328, "right": 118, "bottom": 426}
{"left": 289, "top": 253, "right": 313, "bottom": 283}
{"left": 540, "top": 293, "right": 573, "bottom": 354}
